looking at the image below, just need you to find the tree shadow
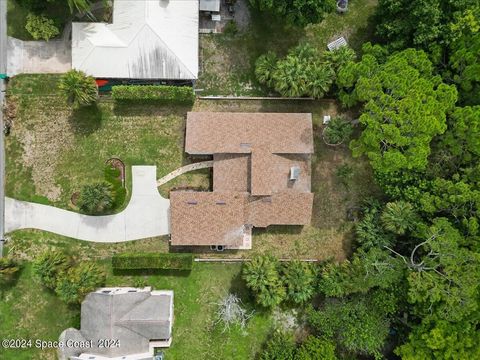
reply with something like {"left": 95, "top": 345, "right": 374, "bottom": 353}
{"left": 112, "top": 101, "right": 193, "bottom": 118}
{"left": 68, "top": 104, "right": 103, "bottom": 135}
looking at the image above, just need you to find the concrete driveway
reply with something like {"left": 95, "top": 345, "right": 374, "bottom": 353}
{"left": 7, "top": 36, "right": 71, "bottom": 76}
{"left": 5, "top": 166, "right": 170, "bottom": 242}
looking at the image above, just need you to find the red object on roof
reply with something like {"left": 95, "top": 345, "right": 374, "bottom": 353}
{"left": 96, "top": 79, "right": 109, "bottom": 87}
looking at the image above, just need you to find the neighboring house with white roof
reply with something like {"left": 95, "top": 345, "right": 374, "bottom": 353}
{"left": 72, "top": 0, "right": 199, "bottom": 80}
{"left": 59, "top": 287, "right": 174, "bottom": 360}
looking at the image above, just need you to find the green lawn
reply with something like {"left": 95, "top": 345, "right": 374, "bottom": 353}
{"left": 196, "top": 0, "right": 378, "bottom": 96}
{"left": 0, "top": 260, "right": 274, "bottom": 360}
{"left": 6, "top": 74, "right": 209, "bottom": 210}
{"left": 0, "top": 263, "right": 79, "bottom": 360}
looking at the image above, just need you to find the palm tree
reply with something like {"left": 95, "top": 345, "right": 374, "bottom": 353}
{"left": 381, "top": 201, "right": 418, "bottom": 235}
{"left": 255, "top": 51, "right": 278, "bottom": 88}
{"left": 243, "top": 255, "right": 285, "bottom": 307}
{"left": 324, "top": 45, "right": 356, "bottom": 70}
{"left": 59, "top": 69, "right": 98, "bottom": 107}
{"left": 67, "top": 0, "right": 91, "bottom": 14}
{"left": 283, "top": 261, "right": 316, "bottom": 304}
{"left": 78, "top": 182, "right": 115, "bottom": 215}
{"left": 309, "top": 64, "right": 335, "bottom": 98}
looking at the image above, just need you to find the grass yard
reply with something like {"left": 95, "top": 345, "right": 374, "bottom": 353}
{"left": 196, "top": 0, "right": 378, "bottom": 96}
{"left": 5, "top": 74, "right": 209, "bottom": 210}
{"left": 0, "top": 260, "right": 275, "bottom": 360}
{"left": 0, "top": 263, "right": 79, "bottom": 360}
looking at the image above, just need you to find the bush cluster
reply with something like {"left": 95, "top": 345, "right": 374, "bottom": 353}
{"left": 242, "top": 256, "right": 317, "bottom": 308}
{"left": 112, "top": 253, "right": 194, "bottom": 271}
{"left": 33, "top": 250, "right": 105, "bottom": 304}
{"left": 112, "top": 85, "right": 195, "bottom": 103}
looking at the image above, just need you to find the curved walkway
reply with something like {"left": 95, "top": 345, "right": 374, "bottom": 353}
{"left": 5, "top": 166, "right": 170, "bottom": 242}
{"left": 157, "top": 161, "right": 213, "bottom": 186}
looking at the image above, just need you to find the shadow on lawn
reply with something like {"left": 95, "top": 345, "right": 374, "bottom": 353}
{"left": 112, "top": 101, "right": 193, "bottom": 117}
{"left": 68, "top": 104, "right": 103, "bottom": 135}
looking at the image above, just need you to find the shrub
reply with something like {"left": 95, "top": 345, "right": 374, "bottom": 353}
{"left": 223, "top": 20, "right": 238, "bottom": 36}
{"left": 323, "top": 117, "right": 353, "bottom": 145}
{"left": 55, "top": 262, "right": 105, "bottom": 304}
{"left": 59, "top": 69, "right": 98, "bottom": 107}
{"left": 112, "top": 253, "right": 194, "bottom": 271}
{"left": 242, "top": 255, "right": 286, "bottom": 308}
{"left": 0, "top": 257, "right": 21, "bottom": 286}
{"left": 33, "top": 250, "right": 69, "bottom": 289}
{"left": 283, "top": 261, "right": 317, "bottom": 304}
{"left": 77, "top": 182, "right": 115, "bottom": 215}
{"left": 260, "top": 330, "right": 297, "bottom": 360}
{"left": 112, "top": 85, "right": 194, "bottom": 103}
{"left": 25, "top": 13, "right": 60, "bottom": 41}
{"left": 296, "top": 336, "right": 337, "bottom": 360}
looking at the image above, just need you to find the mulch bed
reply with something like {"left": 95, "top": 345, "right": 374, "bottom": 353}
{"left": 71, "top": 191, "right": 80, "bottom": 206}
{"left": 106, "top": 157, "right": 126, "bottom": 187}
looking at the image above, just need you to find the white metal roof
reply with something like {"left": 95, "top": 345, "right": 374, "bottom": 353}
{"left": 72, "top": 0, "right": 199, "bottom": 79}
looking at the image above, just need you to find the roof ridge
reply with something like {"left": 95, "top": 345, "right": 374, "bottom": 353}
{"left": 144, "top": 21, "right": 195, "bottom": 78}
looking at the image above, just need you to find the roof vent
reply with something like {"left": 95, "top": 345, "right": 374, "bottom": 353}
{"left": 216, "top": 201, "right": 226, "bottom": 205}
{"left": 187, "top": 200, "right": 198, "bottom": 205}
{"left": 290, "top": 166, "right": 300, "bottom": 181}
{"left": 240, "top": 143, "right": 251, "bottom": 148}
{"left": 261, "top": 197, "right": 272, "bottom": 203}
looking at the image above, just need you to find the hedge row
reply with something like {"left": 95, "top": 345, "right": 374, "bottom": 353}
{"left": 111, "top": 85, "right": 194, "bottom": 103}
{"left": 112, "top": 253, "right": 194, "bottom": 271}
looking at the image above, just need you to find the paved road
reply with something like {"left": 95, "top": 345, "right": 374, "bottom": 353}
{"left": 0, "top": 0, "right": 8, "bottom": 256}
{"left": 5, "top": 166, "right": 171, "bottom": 242}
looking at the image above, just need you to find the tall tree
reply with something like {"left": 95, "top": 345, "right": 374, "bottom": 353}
{"left": 337, "top": 45, "right": 458, "bottom": 173}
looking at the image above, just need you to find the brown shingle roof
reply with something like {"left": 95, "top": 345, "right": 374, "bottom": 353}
{"left": 185, "top": 112, "right": 314, "bottom": 155}
{"left": 247, "top": 192, "right": 314, "bottom": 228}
{"left": 170, "top": 112, "right": 314, "bottom": 246}
{"left": 213, "top": 154, "right": 250, "bottom": 192}
{"left": 170, "top": 191, "right": 248, "bottom": 246}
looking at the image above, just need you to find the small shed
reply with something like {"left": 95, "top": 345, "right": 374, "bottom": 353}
{"left": 200, "top": 0, "right": 221, "bottom": 12}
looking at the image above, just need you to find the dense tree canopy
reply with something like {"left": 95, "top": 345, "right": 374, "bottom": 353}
{"left": 337, "top": 45, "right": 458, "bottom": 173}
{"left": 375, "top": 0, "right": 478, "bottom": 55}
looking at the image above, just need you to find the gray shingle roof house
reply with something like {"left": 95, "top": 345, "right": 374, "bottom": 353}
{"left": 59, "top": 287, "right": 173, "bottom": 360}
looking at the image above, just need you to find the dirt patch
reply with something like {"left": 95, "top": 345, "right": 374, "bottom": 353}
{"left": 12, "top": 97, "right": 74, "bottom": 201}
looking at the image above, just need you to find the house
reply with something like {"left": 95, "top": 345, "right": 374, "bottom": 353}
{"left": 71, "top": 0, "right": 198, "bottom": 81}
{"left": 170, "top": 112, "right": 314, "bottom": 249}
{"left": 59, "top": 287, "right": 174, "bottom": 360}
